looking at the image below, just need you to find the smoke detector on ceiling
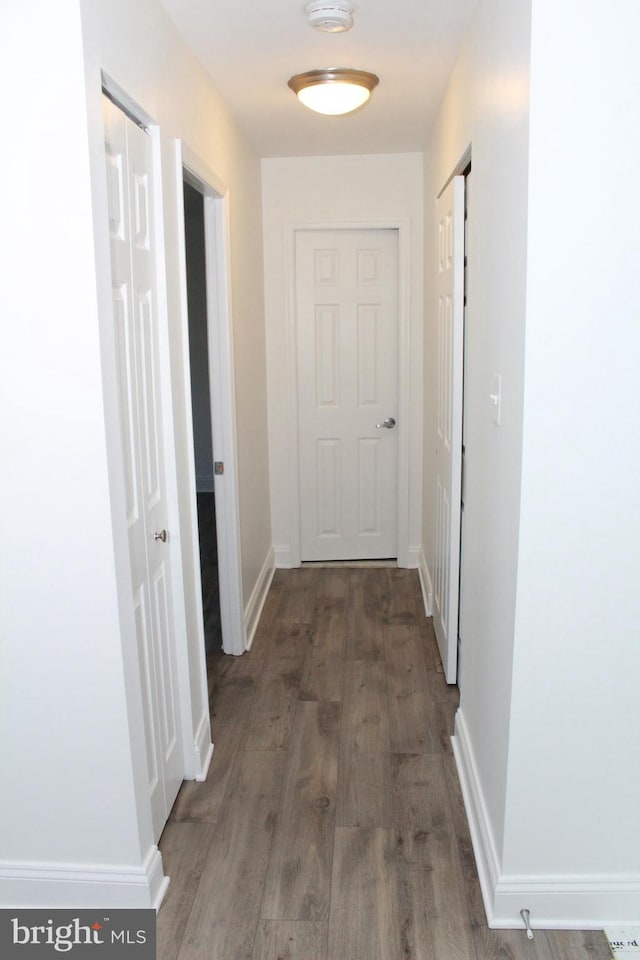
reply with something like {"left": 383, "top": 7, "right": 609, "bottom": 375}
{"left": 305, "top": 0, "right": 354, "bottom": 33}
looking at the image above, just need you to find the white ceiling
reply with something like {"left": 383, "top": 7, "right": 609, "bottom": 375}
{"left": 160, "top": 0, "right": 479, "bottom": 158}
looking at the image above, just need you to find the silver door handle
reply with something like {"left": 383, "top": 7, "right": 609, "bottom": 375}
{"left": 154, "top": 530, "right": 168, "bottom": 542}
{"left": 376, "top": 417, "right": 396, "bottom": 429}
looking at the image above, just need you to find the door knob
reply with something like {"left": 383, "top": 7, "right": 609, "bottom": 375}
{"left": 154, "top": 529, "right": 168, "bottom": 542}
{"left": 375, "top": 417, "right": 396, "bottom": 429}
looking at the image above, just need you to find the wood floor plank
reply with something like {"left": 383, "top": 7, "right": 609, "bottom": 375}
{"left": 337, "top": 659, "right": 392, "bottom": 827}
{"left": 177, "top": 750, "right": 286, "bottom": 960}
{"left": 392, "top": 752, "right": 477, "bottom": 960}
{"left": 344, "top": 570, "right": 385, "bottom": 661}
{"left": 244, "top": 656, "right": 304, "bottom": 751}
{"left": 269, "top": 622, "right": 314, "bottom": 658}
{"left": 251, "top": 921, "right": 327, "bottom": 960}
{"left": 385, "top": 624, "right": 433, "bottom": 753}
{"left": 262, "top": 701, "right": 340, "bottom": 921}
{"left": 425, "top": 695, "right": 458, "bottom": 755}
{"left": 384, "top": 567, "right": 423, "bottom": 624}
{"left": 299, "top": 604, "right": 345, "bottom": 702}
{"left": 170, "top": 657, "right": 262, "bottom": 823}
{"left": 159, "top": 570, "right": 606, "bottom": 960}
{"left": 442, "top": 751, "right": 558, "bottom": 960}
{"left": 328, "top": 827, "right": 401, "bottom": 960}
{"left": 340, "top": 659, "right": 390, "bottom": 753}
{"left": 277, "top": 568, "right": 318, "bottom": 623}
{"left": 313, "top": 568, "right": 349, "bottom": 608}
{"left": 549, "top": 931, "right": 613, "bottom": 960}
{"left": 157, "top": 822, "right": 217, "bottom": 960}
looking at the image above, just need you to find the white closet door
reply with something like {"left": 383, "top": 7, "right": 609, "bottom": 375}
{"left": 433, "top": 176, "right": 465, "bottom": 684}
{"left": 104, "top": 96, "right": 182, "bottom": 838}
{"left": 296, "top": 229, "right": 399, "bottom": 561}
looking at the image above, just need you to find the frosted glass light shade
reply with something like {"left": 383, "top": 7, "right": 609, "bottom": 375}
{"left": 288, "top": 69, "right": 379, "bottom": 116}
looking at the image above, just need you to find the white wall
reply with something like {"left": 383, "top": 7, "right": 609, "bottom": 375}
{"left": 262, "top": 153, "right": 424, "bottom": 566}
{"left": 0, "top": 0, "right": 270, "bottom": 906}
{"left": 425, "top": 0, "right": 640, "bottom": 928}
{"left": 0, "top": 0, "right": 158, "bottom": 906}
{"left": 502, "top": 0, "right": 640, "bottom": 922}
{"left": 423, "top": 0, "right": 532, "bottom": 871}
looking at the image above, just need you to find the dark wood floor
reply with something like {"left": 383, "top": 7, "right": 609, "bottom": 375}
{"left": 158, "top": 567, "right": 610, "bottom": 960}
{"left": 196, "top": 492, "right": 222, "bottom": 653}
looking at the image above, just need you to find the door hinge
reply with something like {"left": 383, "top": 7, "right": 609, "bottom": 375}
{"left": 214, "top": 461, "right": 224, "bottom": 475}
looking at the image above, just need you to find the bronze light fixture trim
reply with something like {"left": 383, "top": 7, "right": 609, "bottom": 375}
{"left": 288, "top": 68, "right": 380, "bottom": 116}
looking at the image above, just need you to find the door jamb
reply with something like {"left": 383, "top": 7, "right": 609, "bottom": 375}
{"left": 176, "top": 143, "right": 246, "bottom": 658}
{"left": 284, "top": 220, "right": 412, "bottom": 567}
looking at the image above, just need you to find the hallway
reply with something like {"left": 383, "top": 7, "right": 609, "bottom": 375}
{"left": 157, "top": 568, "right": 610, "bottom": 960}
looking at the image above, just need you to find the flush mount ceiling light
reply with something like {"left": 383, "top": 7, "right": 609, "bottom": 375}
{"left": 305, "top": 0, "right": 354, "bottom": 33}
{"left": 288, "top": 68, "right": 379, "bottom": 116}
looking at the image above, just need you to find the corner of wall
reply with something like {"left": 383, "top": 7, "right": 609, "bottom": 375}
{"left": 0, "top": 846, "right": 169, "bottom": 910}
{"left": 453, "top": 711, "right": 640, "bottom": 929}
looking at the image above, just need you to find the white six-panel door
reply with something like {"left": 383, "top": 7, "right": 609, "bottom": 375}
{"left": 296, "top": 229, "right": 399, "bottom": 561}
{"left": 433, "top": 176, "right": 465, "bottom": 683}
{"left": 104, "top": 96, "right": 182, "bottom": 838}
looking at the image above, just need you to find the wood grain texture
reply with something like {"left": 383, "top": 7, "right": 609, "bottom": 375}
{"left": 251, "top": 922, "right": 327, "bottom": 960}
{"left": 385, "top": 624, "right": 433, "bottom": 753}
{"left": 177, "top": 750, "right": 286, "bottom": 960}
{"left": 277, "top": 568, "right": 318, "bottom": 624}
{"left": 337, "top": 659, "right": 392, "bottom": 827}
{"left": 328, "top": 827, "right": 401, "bottom": 960}
{"left": 244, "top": 656, "right": 304, "bottom": 751}
{"left": 261, "top": 701, "right": 340, "bottom": 920}
{"left": 170, "top": 657, "right": 263, "bottom": 823}
{"left": 392, "top": 752, "right": 476, "bottom": 960}
{"left": 344, "top": 570, "right": 385, "bottom": 661}
{"left": 164, "top": 569, "right": 608, "bottom": 960}
{"left": 299, "top": 604, "right": 345, "bottom": 702}
{"left": 157, "top": 822, "right": 216, "bottom": 960}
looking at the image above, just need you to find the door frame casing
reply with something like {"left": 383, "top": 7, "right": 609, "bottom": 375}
{"left": 176, "top": 142, "right": 246, "bottom": 659}
{"left": 283, "top": 220, "right": 414, "bottom": 568}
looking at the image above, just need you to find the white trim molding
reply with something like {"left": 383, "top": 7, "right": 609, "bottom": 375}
{"left": 0, "top": 846, "right": 169, "bottom": 910}
{"left": 273, "top": 545, "right": 295, "bottom": 569}
{"left": 193, "top": 711, "right": 214, "bottom": 781}
{"left": 177, "top": 141, "right": 246, "bottom": 660}
{"left": 244, "top": 548, "right": 276, "bottom": 650}
{"left": 452, "top": 711, "right": 640, "bottom": 930}
{"left": 418, "top": 547, "right": 434, "bottom": 616}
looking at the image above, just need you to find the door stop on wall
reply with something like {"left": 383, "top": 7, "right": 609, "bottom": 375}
{"left": 520, "top": 909, "right": 534, "bottom": 940}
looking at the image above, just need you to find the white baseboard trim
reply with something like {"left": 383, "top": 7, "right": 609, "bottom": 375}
{"left": 405, "top": 545, "right": 421, "bottom": 570}
{"left": 417, "top": 548, "right": 434, "bottom": 616}
{"left": 273, "top": 545, "right": 297, "bottom": 568}
{"left": 452, "top": 709, "right": 501, "bottom": 925}
{"left": 0, "top": 845, "right": 169, "bottom": 910}
{"left": 193, "top": 710, "right": 214, "bottom": 781}
{"left": 244, "top": 547, "right": 276, "bottom": 650}
{"left": 452, "top": 711, "right": 640, "bottom": 929}
{"left": 489, "top": 875, "right": 640, "bottom": 930}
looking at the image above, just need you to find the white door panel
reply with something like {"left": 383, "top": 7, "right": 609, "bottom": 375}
{"left": 296, "top": 229, "right": 398, "bottom": 561}
{"left": 433, "top": 176, "right": 465, "bottom": 683}
{"left": 104, "top": 96, "right": 182, "bottom": 838}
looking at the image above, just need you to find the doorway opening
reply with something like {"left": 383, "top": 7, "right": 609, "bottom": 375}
{"left": 183, "top": 180, "right": 222, "bottom": 656}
